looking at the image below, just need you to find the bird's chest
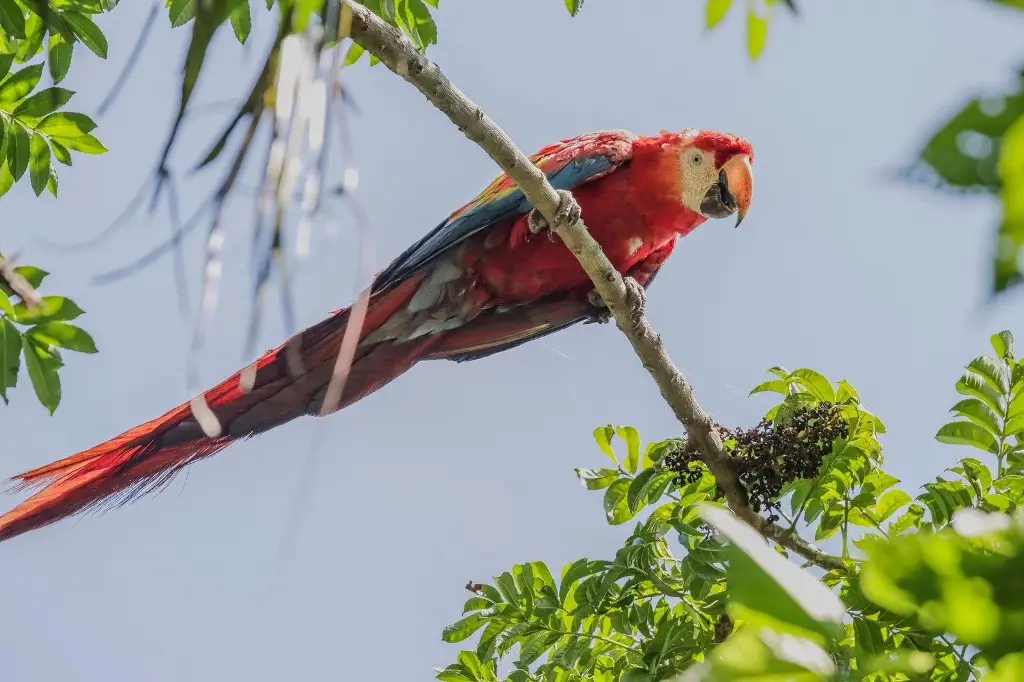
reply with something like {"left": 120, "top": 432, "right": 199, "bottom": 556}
{"left": 460, "top": 184, "right": 688, "bottom": 302}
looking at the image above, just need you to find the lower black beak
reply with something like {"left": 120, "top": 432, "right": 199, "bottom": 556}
{"left": 700, "top": 169, "right": 739, "bottom": 221}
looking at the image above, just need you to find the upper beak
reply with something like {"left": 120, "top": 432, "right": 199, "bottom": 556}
{"left": 700, "top": 154, "right": 754, "bottom": 227}
{"left": 722, "top": 154, "right": 753, "bottom": 227}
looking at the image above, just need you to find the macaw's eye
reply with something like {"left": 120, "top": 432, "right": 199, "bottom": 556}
{"left": 688, "top": 152, "right": 703, "bottom": 167}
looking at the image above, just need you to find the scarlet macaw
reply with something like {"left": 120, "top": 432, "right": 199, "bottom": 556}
{"left": 0, "top": 128, "right": 754, "bottom": 541}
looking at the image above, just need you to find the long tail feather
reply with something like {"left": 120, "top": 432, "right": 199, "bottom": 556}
{"left": 0, "top": 275, "right": 431, "bottom": 542}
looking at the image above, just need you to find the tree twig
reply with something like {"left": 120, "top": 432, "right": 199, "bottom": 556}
{"left": 343, "top": 1, "right": 842, "bottom": 572}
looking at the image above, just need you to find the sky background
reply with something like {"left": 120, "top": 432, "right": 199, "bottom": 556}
{"left": 1, "top": 1, "right": 1023, "bottom": 679}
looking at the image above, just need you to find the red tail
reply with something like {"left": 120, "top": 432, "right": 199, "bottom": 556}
{"left": 0, "top": 275, "right": 433, "bottom": 542}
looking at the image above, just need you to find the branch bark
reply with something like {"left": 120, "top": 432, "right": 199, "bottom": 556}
{"left": 344, "top": 1, "right": 843, "bottom": 573}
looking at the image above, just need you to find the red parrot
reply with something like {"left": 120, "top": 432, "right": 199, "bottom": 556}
{"left": 0, "top": 128, "right": 753, "bottom": 542}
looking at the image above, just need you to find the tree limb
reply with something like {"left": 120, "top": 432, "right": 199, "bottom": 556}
{"left": 344, "top": 1, "right": 843, "bottom": 573}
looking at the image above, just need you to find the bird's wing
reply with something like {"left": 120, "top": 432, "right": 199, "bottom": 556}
{"left": 372, "top": 130, "right": 637, "bottom": 292}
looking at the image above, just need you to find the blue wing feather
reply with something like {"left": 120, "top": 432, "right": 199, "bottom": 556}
{"left": 372, "top": 149, "right": 628, "bottom": 293}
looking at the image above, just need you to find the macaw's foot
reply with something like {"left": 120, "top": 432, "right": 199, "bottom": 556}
{"left": 587, "top": 276, "right": 646, "bottom": 328}
{"left": 527, "top": 189, "right": 580, "bottom": 240}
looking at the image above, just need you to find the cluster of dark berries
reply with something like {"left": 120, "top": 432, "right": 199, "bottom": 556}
{"left": 664, "top": 403, "right": 849, "bottom": 523}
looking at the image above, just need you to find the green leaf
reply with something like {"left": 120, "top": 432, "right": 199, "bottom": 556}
{"left": 48, "top": 33, "right": 73, "bottom": 84}
{"left": 11, "top": 296, "right": 84, "bottom": 324}
{"left": 49, "top": 139, "right": 71, "bottom": 165}
{"left": 594, "top": 426, "right": 617, "bottom": 464}
{"left": 957, "top": 371, "right": 1004, "bottom": 413}
{"left": 992, "top": 330, "right": 1016, "bottom": 361}
{"left": 603, "top": 478, "right": 636, "bottom": 525}
{"left": 746, "top": 6, "right": 769, "bottom": 60}
{"left": 441, "top": 614, "right": 486, "bottom": 644}
{"left": 46, "top": 165, "right": 56, "bottom": 197}
{"left": 22, "top": 333, "right": 60, "bottom": 414}
{"left": 699, "top": 505, "right": 845, "bottom": 640}
{"left": 28, "top": 132, "right": 49, "bottom": 196}
{"left": 16, "top": 11, "right": 45, "bottom": 62}
{"left": 229, "top": 0, "right": 250, "bottom": 43}
{"left": 563, "top": 0, "right": 583, "bottom": 17}
{"left": 36, "top": 111, "right": 97, "bottom": 137}
{"left": 968, "top": 355, "right": 1010, "bottom": 394}
{"left": 52, "top": 132, "right": 105, "bottom": 154}
{"left": 0, "top": 54, "right": 13, "bottom": 81}
{"left": 169, "top": 0, "right": 197, "bottom": 27}
{"left": 0, "top": 317, "right": 20, "bottom": 402}
{"left": 949, "top": 398, "right": 1002, "bottom": 437}
{"left": 0, "top": 159, "right": 13, "bottom": 198}
{"left": 991, "top": 103, "right": 1024, "bottom": 291}
{"left": 936, "top": 421, "right": 999, "bottom": 454}
{"left": 6, "top": 120, "right": 29, "bottom": 181}
{"left": 0, "top": 63, "right": 44, "bottom": 106}
{"left": 63, "top": 11, "right": 107, "bottom": 58}
{"left": 344, "top": 42, "right": 364, "bottom": 65}
{"left": 28, "top": 322, "right": 96, "bottom": 353}
{"left": 0, "top": 0, "right": 25, "bottom": 38}
{"left": 749, "top": 379, "right": 790, "bottom": 396}
{"left": 790, "top": 368, "right": 835, "bottom": 402}
{"left": 873, "top": 489, "right": 913, "bottom": 523}
{"left": 706, "top": 0, "right": 732, "bottom": 29}
{"left": 14, "top": 87, "right": 74, "bottom": 118}
{"left": 616, "top": 426, "right": 641, "bottom": 474}
{"left": 575, "top": 467, "right": 619, "bottom": 491}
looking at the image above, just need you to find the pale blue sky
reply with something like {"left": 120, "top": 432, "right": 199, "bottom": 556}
{"left": 1, "top": 1, "right": 1023, "bottom": 680}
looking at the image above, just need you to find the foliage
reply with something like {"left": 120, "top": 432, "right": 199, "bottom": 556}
{"left": 907, "top": 2, "right": 1024, "bottom": 295}
{"left": 438, "top": 330, "right": 1024, "bottom": 681}
{"left": 0, "top": 254, "right": 96, "bottom": 413}
{"left": 0, "top": 0, "right": 109, "bottom": 199}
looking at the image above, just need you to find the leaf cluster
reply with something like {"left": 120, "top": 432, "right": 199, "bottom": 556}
{"left": 438, "top": 330, "right": 1024, "bottom": 682}
{"left": 0, "top": 0, "right": 109, "bottom": 198}
{"left": 0, "top": 254, "right": 95, "bottom": 413}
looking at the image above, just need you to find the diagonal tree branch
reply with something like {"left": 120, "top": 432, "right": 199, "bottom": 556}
{"left": 344, "top": 1, "right": 842, "bottom": 572}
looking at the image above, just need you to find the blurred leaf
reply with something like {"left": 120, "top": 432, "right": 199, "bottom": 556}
{"left": 746, "top": 5, "right": 769, "bottom": 60}
{"left": 700, "top": 505, "right": 844, "bottom": 641}
{"left": 169, "top": 0, "right": 197, "bottom": 27}
{"left": 706, "top": 0, "right": 732, "bottom": 29}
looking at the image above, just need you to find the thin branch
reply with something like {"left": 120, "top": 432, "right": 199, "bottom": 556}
{"left": 344, "top": 0, "right": 843, "bottom": 573}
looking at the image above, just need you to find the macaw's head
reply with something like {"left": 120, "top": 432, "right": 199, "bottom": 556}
{"left": 671, "top": 129, "right": 754, "bottom": 227}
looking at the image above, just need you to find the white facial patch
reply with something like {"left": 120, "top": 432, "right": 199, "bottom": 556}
{"left": 627, "top": 236, "right": 644, "bottom": 256}
{"left": 679, "top": 147, "right": 721, "bottom": 215}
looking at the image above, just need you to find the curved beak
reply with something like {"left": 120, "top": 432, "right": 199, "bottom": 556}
{"left": 722, "top": 154, "right": 753, "bottom": 227}
{"left": 699, "top": 154, "right": 754, "bottom": 227}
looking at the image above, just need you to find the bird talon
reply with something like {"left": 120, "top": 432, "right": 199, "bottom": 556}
{"left": 528, "top": 189, "right": 580, "bottom": 236}
{"left": 623, "top": 276, "right": 646, "bottom": 326}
